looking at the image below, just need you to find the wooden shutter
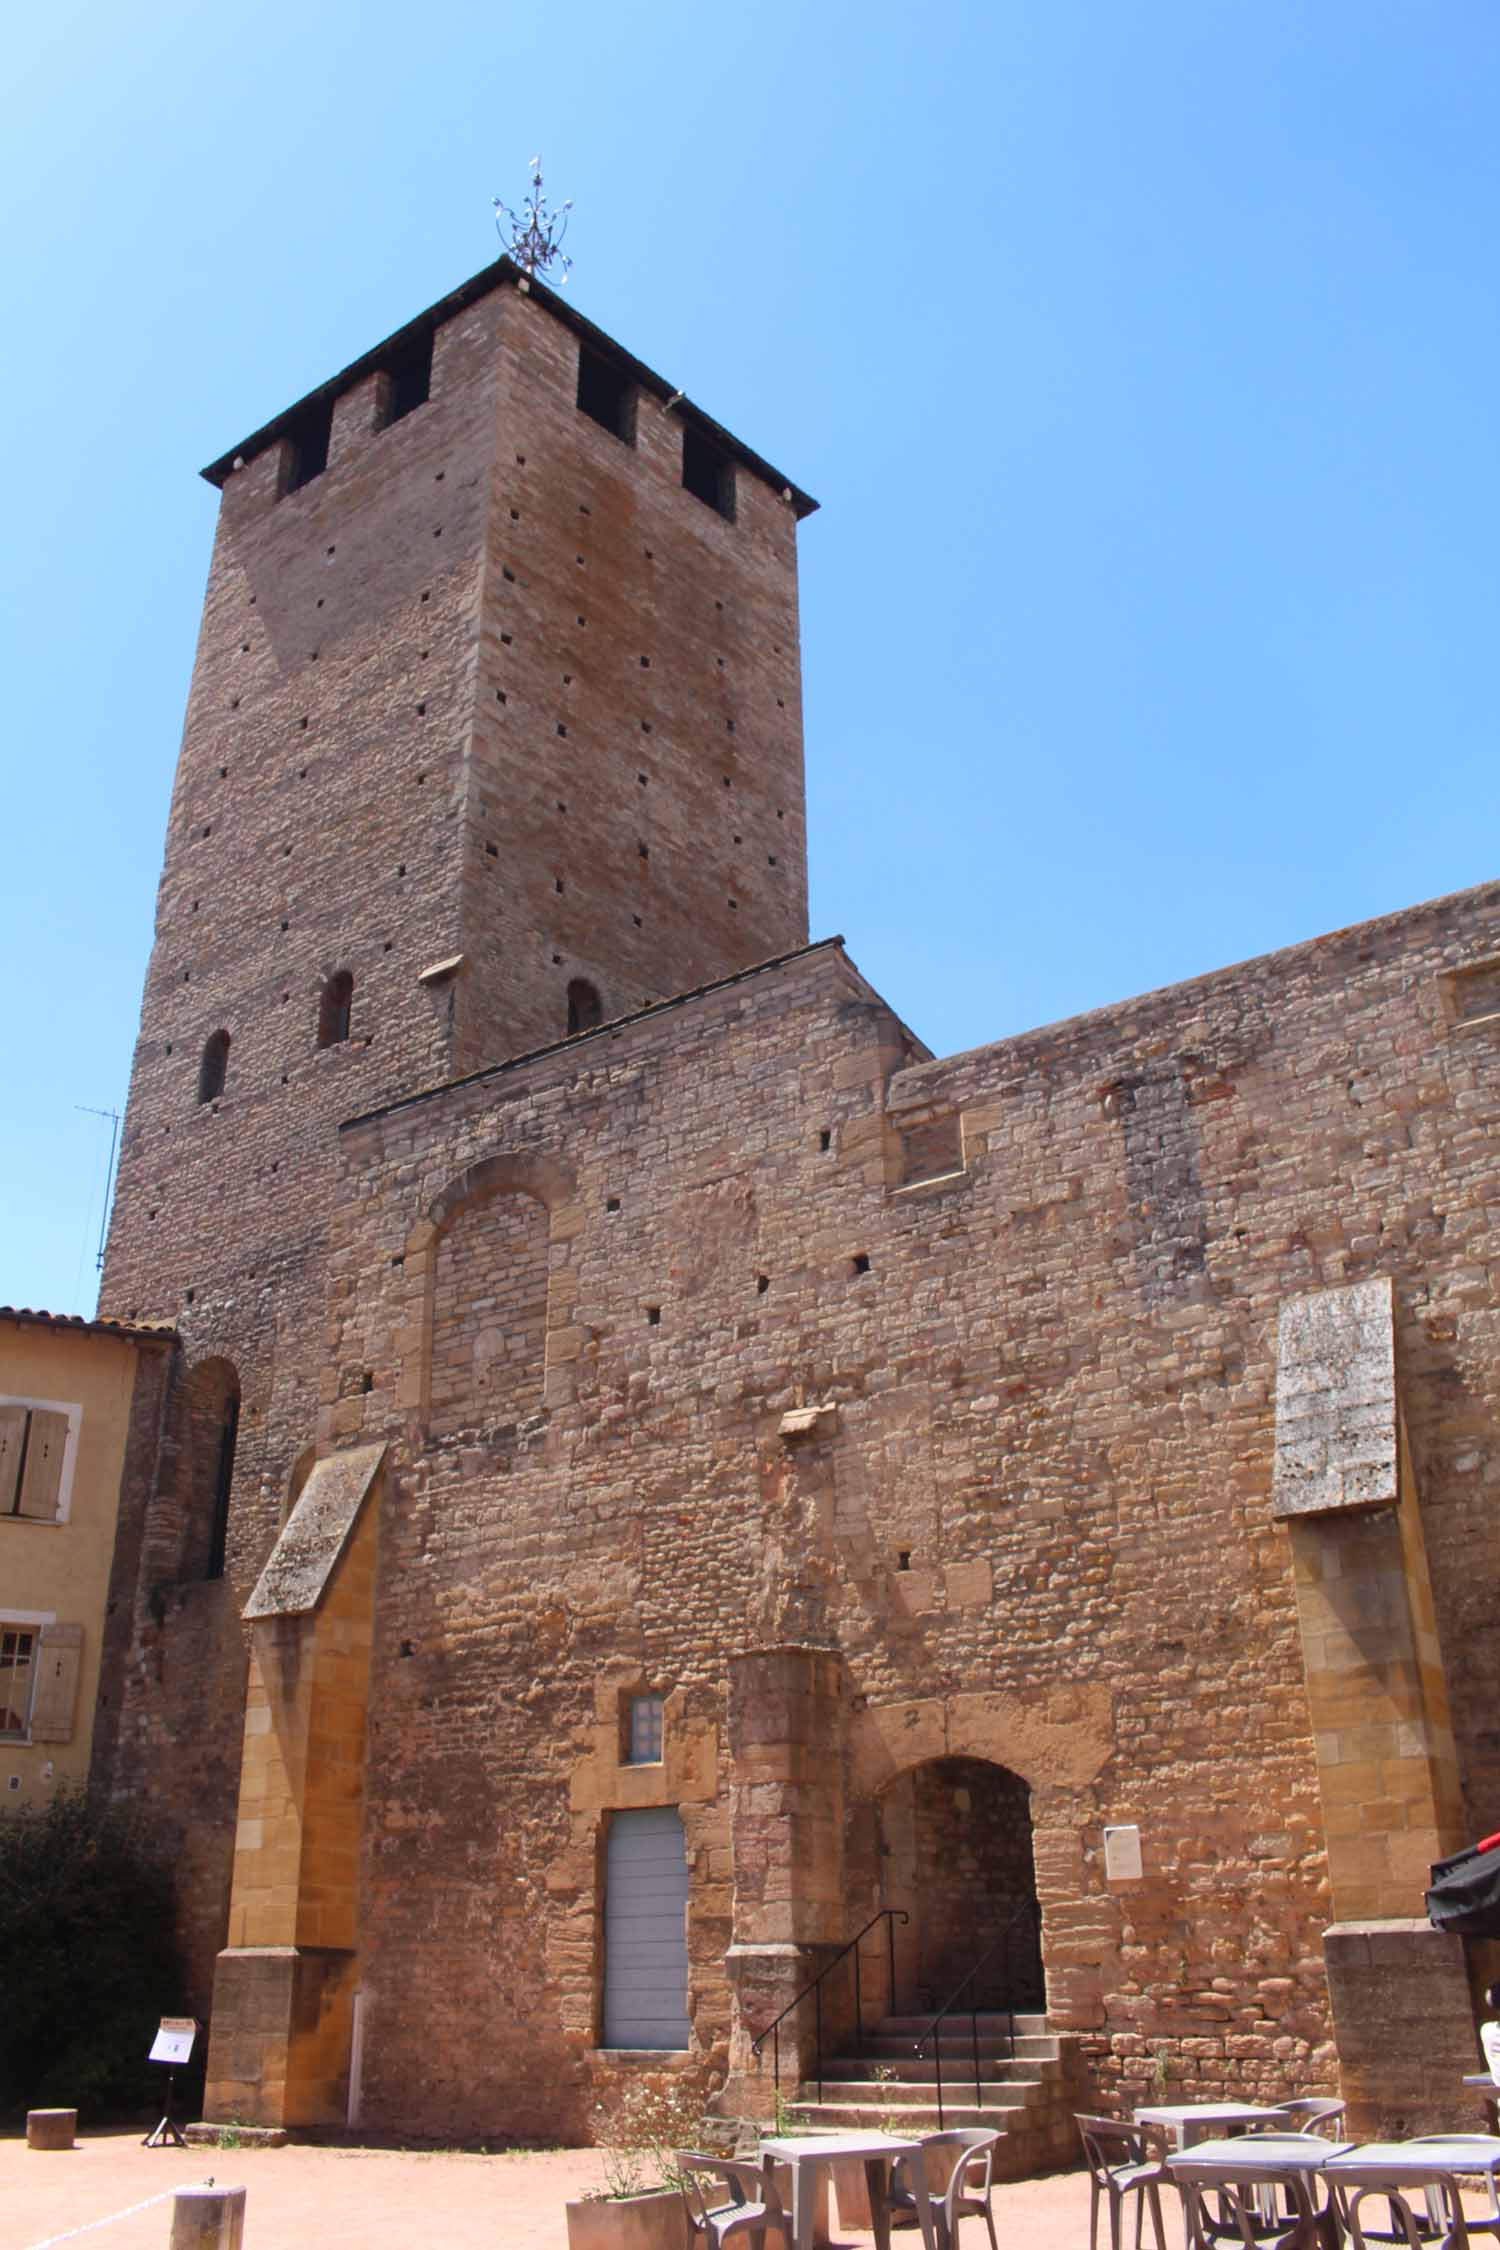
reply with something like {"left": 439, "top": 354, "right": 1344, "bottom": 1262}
{"left": 18, "top": 1410, "right": 69, "bottom": 1521}
{"left": 0, "top": 1406, "right": 24, "bottom": 1513}
{"left": 29, "top": 1623, "right": 83, "bottom": 1742}
{"left": 602, "top": 1806, "right": 692, "bottom": 2049}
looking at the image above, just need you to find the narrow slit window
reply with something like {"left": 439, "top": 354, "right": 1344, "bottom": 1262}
{"left": 318, "top": 969, "right": 354, "bottom": 1048}
{"left": 625, "top": 1693, "right": 664, "bottom": 1765}
{"left": 682, "top": 425, "right": 735, "bottom": 521}
{"left": 198, "top": 1030, "right": 230, "bottom": 1104}
{"left": 576, "top": 347, "right": 635, "bottom": 444}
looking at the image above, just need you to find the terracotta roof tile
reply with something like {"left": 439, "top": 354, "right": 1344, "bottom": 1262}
{"left": 0, "top": 1305, "right": 177, "bottom": 1345}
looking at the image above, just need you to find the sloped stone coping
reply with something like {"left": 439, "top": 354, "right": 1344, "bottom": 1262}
{"left": 244, "top": 1442, "right": 385, "bottom": 1619}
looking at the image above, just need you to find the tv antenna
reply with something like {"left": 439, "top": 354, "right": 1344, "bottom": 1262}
{"left": 76, "top": 1105, "right": 121, "bottom": 1273}
{"left": 493, "top": 157, "right": 573, "bottom": 285}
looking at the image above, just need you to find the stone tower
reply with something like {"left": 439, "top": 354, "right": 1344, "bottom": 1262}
{"left": 95, "top": 260, "right": 816, "bottom": 1997}
{"left": 105, "top": 259, "right": 815, "bottom": 1331}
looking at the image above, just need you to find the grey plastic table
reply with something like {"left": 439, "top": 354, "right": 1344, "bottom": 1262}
{"left": 1325, "top": 2138, "right": 1500, "bottom": 2250}
{"left": 760, "top": 2131, "right": 939, "bottom": 2250}
{"left": 1137, "top": 2101, "right": 1291, "bottom": 2149}
{"left": 1325, "top": 2136, "right": 1500, "bottom": 2183}
{"left": 1168, "top": 2133, "right": 1354, "bottom": 2250}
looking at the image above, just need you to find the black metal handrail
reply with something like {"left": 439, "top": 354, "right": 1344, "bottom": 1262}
{"left": 915, "top": 1896, "right": 1042, "bottom": 2129}
{"left": 750, "top": 1907, "right": 909, "bottom": 2102}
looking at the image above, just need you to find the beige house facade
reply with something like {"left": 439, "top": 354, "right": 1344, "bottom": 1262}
{"left": 0, "top": 1308, "right": 173, "bottom": 1812}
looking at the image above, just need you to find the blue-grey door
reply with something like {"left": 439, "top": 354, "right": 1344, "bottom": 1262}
{"left": 603, "top": 1806, "right": 691, "bottom": 2049}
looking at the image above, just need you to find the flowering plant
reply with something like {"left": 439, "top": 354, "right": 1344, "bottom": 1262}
{"left": 592, "top": 2078, "right": 705, "bottom": 2201}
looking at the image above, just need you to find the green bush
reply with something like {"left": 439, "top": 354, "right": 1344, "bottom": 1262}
{"left": 0, "top": 1790, "right": 187, "bottom": 2120}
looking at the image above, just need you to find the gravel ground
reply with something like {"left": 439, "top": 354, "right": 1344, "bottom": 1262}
{"left": 6, "top": 2130, "right": 1105, "bottom": 2250}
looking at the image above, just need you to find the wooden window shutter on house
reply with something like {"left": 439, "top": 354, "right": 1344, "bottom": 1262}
{"left": 0, "top": 1406, "right": 25, "bottom": 1512}
{"left": 29, "top": 1623, "right": 82, "bottom": 1742}
{"left": 18, "top": 1411, "right": 69, "bottom": 1521}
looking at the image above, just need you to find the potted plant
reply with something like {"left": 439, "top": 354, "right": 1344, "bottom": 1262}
{"left": 565, "top": 2079, "right": 703, "bottom": 2250}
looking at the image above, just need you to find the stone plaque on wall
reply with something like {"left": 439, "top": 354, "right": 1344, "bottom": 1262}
{"left": 1273, "top": 1276, "right": 1399, "bottom": 1519}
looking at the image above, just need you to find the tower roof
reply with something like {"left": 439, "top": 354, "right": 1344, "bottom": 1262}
{"left": 200, "top": 255, "right": 818, "bottom": 518}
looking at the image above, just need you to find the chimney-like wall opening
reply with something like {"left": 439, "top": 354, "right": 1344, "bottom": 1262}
{"left": 682, "top": 424, "right": 736, "bottom": 520}
{"left": 283, "top": 399, "right": 334, "bottom": 494}
{"left": 577, "top": 347, "right": 636, "bottom": 445}
{"left": 381, "top": 329, "right": 434, "bottom": 427}
{"left": 318, "top": 969, "right": 354, "bottom": 1048}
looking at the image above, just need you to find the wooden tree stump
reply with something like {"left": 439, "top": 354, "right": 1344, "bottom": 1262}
{"left": 26, "top": 2108, "right": 77, "bottom": 2150}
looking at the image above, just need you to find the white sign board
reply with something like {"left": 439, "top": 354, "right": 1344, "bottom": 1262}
{"left": 149, "top": 2018, "right": 198, "bottom": 2065}
{"left": 1103, "top": 1824, "right": 1143, "bottom": 1881}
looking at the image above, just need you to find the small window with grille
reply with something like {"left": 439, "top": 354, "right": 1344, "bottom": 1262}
{"left": 0, "top": 1627, "right": 36, "bottom": 1738}
{"left": 624, "top": 1692, "right": 664, "bottom": 1765}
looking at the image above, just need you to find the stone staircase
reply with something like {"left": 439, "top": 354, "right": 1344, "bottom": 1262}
{"left": 782, "top": 2013, "right": 1083, "bottom": 2178}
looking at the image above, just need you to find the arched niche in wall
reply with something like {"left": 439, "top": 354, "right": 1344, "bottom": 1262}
{"left": 567, "top": 978, "right": 604, "bottom": 1035}
{"left": 176, "top": 1355, "right": 242, "bottom": 1580}
{"left": 416, "top": 1151, "right": 579, "bottom": 1439}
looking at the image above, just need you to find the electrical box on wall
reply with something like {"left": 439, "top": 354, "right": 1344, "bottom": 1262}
{"left": 1104, "top": 1823, "right": 1143, "bottom": 1881}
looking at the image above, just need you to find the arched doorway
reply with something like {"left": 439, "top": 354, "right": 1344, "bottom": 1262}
{"left": 876, "top": 1756, "right": 1044, "bottom": 2015}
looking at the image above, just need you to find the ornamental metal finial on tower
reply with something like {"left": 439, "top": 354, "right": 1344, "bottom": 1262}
{"left": 493, "top": 157, "right": 573, "bottom": 285}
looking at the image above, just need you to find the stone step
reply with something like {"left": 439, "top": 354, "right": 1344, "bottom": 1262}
{"left": 780, "top": 2015, "right": 1084, "bottom": 2185}
{"left": 819, "top": 2055, "right": 1059, "bottom": 2086}
{"left": 874, "top": 2013, "right": 1050, "bottom": 2038}
{"left": 854, "top": 2033, "right": 1061, "bottom": 2063}
{"left": 785, "top": 2099, "right": 1038, "bottom": 2133}
{"left": 795, "top": 2079, "right": 1042, "bottom": 2110}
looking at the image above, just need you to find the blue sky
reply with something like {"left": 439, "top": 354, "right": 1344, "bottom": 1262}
{"left": 5, "top": 1, "right": 1498, "bottom": 1315}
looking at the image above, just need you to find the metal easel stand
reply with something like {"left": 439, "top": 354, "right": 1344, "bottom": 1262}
{"left": 144, "top": 2068, "right": 186, "bottom": 2148}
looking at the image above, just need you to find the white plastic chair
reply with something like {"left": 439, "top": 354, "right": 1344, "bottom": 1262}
{"left": 891, "top": 2126, "right": 1002, "bottom": 2250}
{"left": 1273, "top": 2099, "right": 1348, "bottom": 2139}
{"left": 1077, "top": 2115, "right": 1169, "bottom": 2250}
{"left": 678, "top": 2153, "right": 786, "bottom": 2250}
{"left": 1407, "top": 2138, "right": 1500, "bottom": 2238}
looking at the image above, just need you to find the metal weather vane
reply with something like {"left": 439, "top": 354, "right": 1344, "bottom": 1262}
{"left": 493, "top": 157, "right": 573, "bottom": 285}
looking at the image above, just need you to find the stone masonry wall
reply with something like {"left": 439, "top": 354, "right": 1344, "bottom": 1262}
{"left": 295, "top": 881, "right": 1500, "bottom": 2137}
{"left": 456, "top": 287, "right": 809, "bottom": 1073}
